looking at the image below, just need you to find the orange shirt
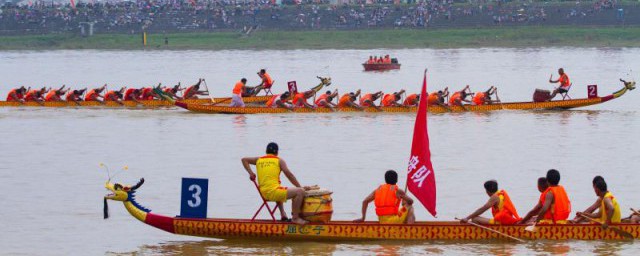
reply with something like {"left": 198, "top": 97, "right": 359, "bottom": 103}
{"left": 232, "top": 81, "right": 244, "bottom": 95}
{"left": 24, "top": 90, "right": 40, "bottom": 101}
{"left": 544, "top": 186, "right": 572, "bottom": 223}
{"left": 473, "top": 92, "right": 486, "bottom": 105}
{"left": 266, "top": 94, "right": 280, "bottom": 107}
{"left": 66, "top": 91, "right": 80, "bottom": 101}
{"left": 292, "top": 93, "right": 307, "bottom": 107}
{"left": 104, "top": 90, "right": 119, "bottom": 101}
{"left": 559, "top": 73, "right": 570, "bottom": 89}
{"left": 315, "top": 93, "right": 329, "bottom": 106}
{"left": 374, "top": 184, "right": 400, "bottom": 216}
{"left": 403, "top": 94, "right": 418, "bottom": 106}
{"left": 381, "top": 94, "right": 396, "bottom": 107}
{"left": 138, "top": 88, "right": 154, "bottom": 100}
{"left": 45, "top": 90, "right": 59, "bottom": 101}
{"left": 263, "top": 73, "right": 273, "bottom": 87}
{"left": 7, "top": 89, "right": 24, "bottom": 101}
{"left": 427, "top": 93, "right": 440, "bottom": 106}
{"left": 449, "top": 92, "right": 462, "bottom": 105}
{"left": 85, "top": 89, "right": 99, "bottom": 101}
{"left": 124, "top": 88, "right": 138, "bottom": 100}
{"left": 360, "top": 94, "right": 374, "bottom": 107}
{"left": 338, "top": 94, "right": 352, "bottom": 107}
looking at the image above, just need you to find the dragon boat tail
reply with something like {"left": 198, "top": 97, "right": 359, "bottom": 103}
{"left": 104, "top": 179, "right": 640, "bottom": 241}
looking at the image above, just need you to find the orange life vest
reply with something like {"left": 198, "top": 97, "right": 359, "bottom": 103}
{"left": 66, "top": 91, "right": 80, "bottom": 101}
{"left": 543, "top": 186, "right": 572, "bottom": 223}
{"left": 427, "top": 92, "right": 439, "bottom": 106}
{"left": 338, "top": 94, "right": 352, "bottom": 107}
{"left": 24, "top": 90, "right": 40, "bottom": 101}
{"left": 381, "top": 94, "right": 396, "bottom": 107}
{"left": 292, "top": 93, "right": 306, "bottom": 107}
{"left": 263, "top": 73, "right": 273, "bottom": 87}
{"left": 45, "top": 90, "right": 59, "bottom": 101}
{"left": 124, "top": 88, "right": 137, "bottom": 100}
{"left": 232, "top": 81, "right": 244, "bottom": 95}
{"left": 374, "top": 184, "right": 401, "bottom": 216}
{"left": 559, "top": 73, "right": 570, "bottom": 89}
{"left": 266, "top": 94, "right": 280, "bottom": 107}
{"left": 449, "top": 92, "right": 462, "bottom": 105}
{"left": 360, "top": 94, "right": 374, "bottom": 107}
{"left": 473, "top": 92, "right": 486, "bottom": 105}
{"left": 104, "top": 90, "right": 119, "bottom": 101}
{"left": 315, "top": 93, "right": 329, "bottom": 106}
{"left": 7, "top": 89, "right": 24, "bottom": 101}
{"left": 138, "top": 88, "right": 154, "bottom": 100}
{"left": 491, "top": 190, "right": 521, "bottom": 224}
{"left": 183, "top": 86, "right": 196, "bottom": 99}
{"left": 85, "top": 89, "right": 99, "bottom": 101}
{"left": 403, "top": 94, "right": 418, "bottom": 106}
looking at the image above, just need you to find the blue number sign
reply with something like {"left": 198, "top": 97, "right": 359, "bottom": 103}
{"left": 180, "top": 177, "right": 208, "bottom": 218}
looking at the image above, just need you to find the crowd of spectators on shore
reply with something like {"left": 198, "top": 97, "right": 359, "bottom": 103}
{"left": 0, "top": 0, "right": 633, "bottom": 35}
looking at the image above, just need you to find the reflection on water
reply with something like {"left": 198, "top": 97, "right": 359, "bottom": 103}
{"left": 1, "top": 49, "right": 640, "bottom": 255}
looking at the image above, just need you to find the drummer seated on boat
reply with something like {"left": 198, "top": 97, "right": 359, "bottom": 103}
{"left": 230, "top": 78, "right": 247, "bottom": 107}
{"left": 449, "top": 85, "right": 472, "bottom": 108}
{"left": 45, "top": 85, "right": 69, "bottom": 102}
{"left": 85, "top": 84, "right": 107, "bottom": 103}
{"left": 66, "top": 88, "right": 86, "bottom": 103}
{"left": 472, "top": 86, "right": 499, "bottom": 105}
{"left": 248, "top": 69, "right": 274, "bottom": 96}
{"left": 315, "top": 90, "right": 338, "bottom": 111}
{"left": 6, "top": 86, "right": 27, "bottom": 103}
{"left": 548, "top": 68, "right": 571, "bottom": 100}
{"left": 529, "top": 169, "right": 572, "bottom": 225}
{"left": 163, "top": 84, "right": 183, "bottom": 100}
{"left": 354, "top": 170, "right": 415, "bottom": 224}
{"left": 241, "top": 142, "right": 313, "bottom": 225}
{"left": 182, "top": 78, "right": 208, "bottom": 99}
{"left": 337, "top": 90, "right": 363, "bottom": 110}
{"left": 266, "top": 91, "right": 293, "bottom": 110}
{"left": 403, "top": 93, "right": 419, "bottom": 107}
{"left": 381, "top": 89, "right": 405, "bottom": 107}
{"left": 517, "top": 177, "right": 549, "bottom": 224}
{"left": 574, "top": 177, "right": 621, "bottom": 227}
{"left": 105, "top": 87, "right": 125, "bottom": 105}
{"left": 360, "top": 91, "right": 383, "bottom": 110}
{"left": 292, "top": 90, "right": 316, "bottom": 109}
{"left": 460, "top": 180, "right": 521, "bottom": 225}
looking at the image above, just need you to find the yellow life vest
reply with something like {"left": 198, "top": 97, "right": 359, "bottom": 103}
{"left": 256, "top": 154, "right": 281, "bottom": 192}
{"left": 599, "top": 191, "right": 621, "bottom": 223}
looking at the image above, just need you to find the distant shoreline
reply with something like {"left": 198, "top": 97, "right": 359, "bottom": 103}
{"left": 1, "top": 26, "right": 640, "bottom": 50}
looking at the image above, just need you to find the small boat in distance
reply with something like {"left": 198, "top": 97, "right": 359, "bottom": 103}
{"left": 363, "top": 55, "right": 401, "bottom": 71}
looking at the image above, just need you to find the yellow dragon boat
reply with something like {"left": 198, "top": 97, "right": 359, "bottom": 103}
{"left": 0, "top": 96, "right": 270, "bottom": 108}
{"left": 104, "top": 179, "right": 640, "bottom": 241}
{"left": 173, "top": 80, "right": 635, "bottom": 114}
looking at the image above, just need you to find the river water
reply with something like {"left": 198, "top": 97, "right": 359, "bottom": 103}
{"left": 0, "top": 49, "right": 639, "bottom": 255}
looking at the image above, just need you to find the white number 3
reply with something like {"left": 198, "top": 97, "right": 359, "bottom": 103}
{"left": 188, "top": 184, "right": 202, "bottom": 207}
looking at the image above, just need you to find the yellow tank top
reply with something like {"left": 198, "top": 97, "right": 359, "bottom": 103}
{"left": 256, "top": 154, "right": 281, "bottom": 191}
{"left": 599, "top": 191, "right": 621, "bottom": 223}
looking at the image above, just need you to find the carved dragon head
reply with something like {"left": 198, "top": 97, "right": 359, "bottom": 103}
{"left": 317, "top": 76, "right": 332, "bottom": 87}
{"left": 105, "top": 178, "right": 144, "bottom": 202}
{"left": 621, "top": 79, "right": 636, "bottom": 91}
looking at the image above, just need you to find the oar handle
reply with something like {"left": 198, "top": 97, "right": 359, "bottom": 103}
{"left": 455, "top": 218, "right": 525, "bottom": 243}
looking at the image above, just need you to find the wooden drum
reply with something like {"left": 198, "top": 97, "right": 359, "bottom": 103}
{"left": 301, "top": 189, "right": 333, "bottom": 223}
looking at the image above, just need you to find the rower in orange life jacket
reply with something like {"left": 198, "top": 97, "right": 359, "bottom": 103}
{"left": 6, "top": 86, "right": 27, "bottom": 102}
{"left": 360, "top": 91, "right": 383, "bottom": 108}
{"left": 182, "top": 79, "right": 206, "bottom": 99}
{"left": 24, "top": 88, "right": 46, "bottom": 102}
{"left": 137, "top": 87, "right": 156, "bottom": 100}
{"left": 460, "top": 180, "right": 521, "bottom": 225}
{"left": 380, "top": 89, "right": 405, "bottom": 107}
{"left": 66, "top": 89, "right": 86, "bottom": 103}
{"left": 292, "top": 90, "right": 316, "bottom": 109}
{"left": 354, "top": 170, "right": 416, "bottom": 224}
{"left": 124, "top": 88, "right": 141, "bottom": 101}
{"left": 472, "top": 86, "right": 499, "bottom": 105}
{"left": 337, "top": 90, "right": 363, "bottom": 110}
{"left": 403, "top": 93, "right": 419, "bottom": 106}
{"left": 162, "top": 84, "right": 182, "bottom": 100}
{"left": 533, "top": 169, "right": 572, "bottom": 224}
{"left": 266, "top": 91, "right": 293, "bottom": 110}
{"left": 517, "top": 177, "right": 550, "bottom": 224}
{"left": 85, "top": 84, "right": 107, "bottom": 102}
{"left": 315, "top": 90, "right": 339, "bottom": 111}
{"left": 104, "top": 87, "right": 125, "bottom": 105}
{"left": 45, "top": 85, "right": 69, "bottom": 102}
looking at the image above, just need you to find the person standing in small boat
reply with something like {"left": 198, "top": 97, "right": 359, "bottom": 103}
{"left": 230, "top": 78, "right": 247, "bottom": 107}
{"left": 354, "top": 170, "right": 415, "bottom": 224}
{"left": 548, "top": 68, "right": 571, "bottom": 100}
{"left": 380, "top": 89, "right": 405, "bottom": 107}
{"left": 6, "top": 86, "right": 27, "bottom": 102}
{"left": 182, "top": 79, "right": 208, "bottom": 99}
{"left": 575, "top": 177, "right": 621, "bottom": 226}
{"left": 518, "top": 177, "right": 549, "bottom": 224}
{"left": 532, "top": 169, "right": 572, "bottom": 224}
{"left": 460, "top": 180, "right": 521, "bottom": 225}
{"left": 241, "top": 142, "right": 312, "bottom": 225}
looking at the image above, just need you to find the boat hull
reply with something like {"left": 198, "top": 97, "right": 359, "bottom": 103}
{"left": 175, "top": 96, "right": 612, "bottom": 114}
{"left": 167, "top": 217, "right": 640, "bottom": 241}
{"left": 363, "top": 63, "right": 401, "bottom": 71}
{"left": 0, "top": 96, "right": 271, "bottom": 108}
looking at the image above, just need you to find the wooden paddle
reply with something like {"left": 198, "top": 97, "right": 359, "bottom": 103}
{"left": 524, "top": 221, "right": 537, "bottom": 232}
{"left": 578, "top": 213, "right": 634, "bottom": 239}
{"left": 455, "top": 218, "right": 525, "bottom": 242}
{"left": 631, "top": 208, "right": 640, "bottom": 216}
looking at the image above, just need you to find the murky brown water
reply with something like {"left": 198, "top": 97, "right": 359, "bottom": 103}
{"left": 1, "top": 49, "right": 639, "bottom": 255}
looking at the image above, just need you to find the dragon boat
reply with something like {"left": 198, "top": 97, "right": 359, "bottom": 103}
{"left": 104, "top": 179, "right": 640, "bottom": 241}
{"left": 172, "top": 80, "right": 635, "bottom": 114}
{"left": 0, "top": 96, "right": 270, "bottom": 108}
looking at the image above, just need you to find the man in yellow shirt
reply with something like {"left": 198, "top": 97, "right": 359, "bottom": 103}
{"left": 241, "top": 142, "right": 311, "bottom": 225}
{"left": 576, "top": 177, "right": 621, "bottom": 227}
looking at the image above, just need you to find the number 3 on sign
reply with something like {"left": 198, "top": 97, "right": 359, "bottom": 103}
{"left": 188, "top": 184, "right": 201, "bottom": 207}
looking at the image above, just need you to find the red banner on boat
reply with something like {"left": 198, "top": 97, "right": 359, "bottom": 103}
{"left": 407, "top": 70, "right": 437, "bottom": 217}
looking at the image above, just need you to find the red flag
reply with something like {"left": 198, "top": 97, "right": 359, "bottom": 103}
{"left": 69, "top": 0, "right": 76, "bottom": 10}
{"left": 407, "top": 70, "right": 437, "bottom": 217}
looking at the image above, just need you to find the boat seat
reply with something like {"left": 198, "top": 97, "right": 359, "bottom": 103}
{"left": 561, "top": 84, "right": 572, "bottom": 100}
{"left": 251, "top": 180, "right": 277, "bottom": 221}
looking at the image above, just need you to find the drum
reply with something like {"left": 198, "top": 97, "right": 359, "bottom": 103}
{"left": 533, "top": 89, "right": 551, "bottom": 102}
{"left": 301, "top": 189, "right": 333, "bottom": 223}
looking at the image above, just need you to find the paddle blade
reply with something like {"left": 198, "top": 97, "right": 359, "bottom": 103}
{"left": 525, "top": 225, "right": 536, "bottom": 232}
{"left": 612, "top": 227, "right": 634, "bottom": 240}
